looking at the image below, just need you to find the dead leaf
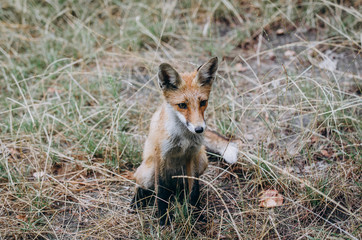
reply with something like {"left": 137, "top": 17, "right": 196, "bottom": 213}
{"left": 52, "top": 162, "right": 84, "bottom": 178}
{"left": 121, "top": 170, "right": 135, "bottom": 180}
{"left": 284, "top": 50, "right": 296, "bottom": 58}
{"left": 16, "top": 215, "right": 27, "bottom": 222}
{"left": 321, "top": 149, "right": 331, "bottom": 157}
{"left": 276, "top": 29, "right": 285, "bottom": 35}
{"left": 259, "top": 189, "right": 284, "bottom": 208}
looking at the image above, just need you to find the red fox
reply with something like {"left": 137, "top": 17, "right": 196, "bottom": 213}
{"left": 131, "top": 57, "right": 238, "bottom": 225}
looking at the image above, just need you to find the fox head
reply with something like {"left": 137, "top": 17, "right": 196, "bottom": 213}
{"left": 158, "top": 57, "right": 218, "bottom": 134}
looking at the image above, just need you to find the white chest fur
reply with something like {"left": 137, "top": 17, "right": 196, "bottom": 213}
{"left": 162, "top": 104, "right": 203, "bottom": 163}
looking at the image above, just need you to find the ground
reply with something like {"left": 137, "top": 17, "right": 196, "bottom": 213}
{"left": 0, "top": 0, "right": 361, "bottom": 239}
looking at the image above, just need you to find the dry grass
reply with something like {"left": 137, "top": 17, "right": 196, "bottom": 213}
{"left": 0, "top": 0, "right": 361, "bottom": 239}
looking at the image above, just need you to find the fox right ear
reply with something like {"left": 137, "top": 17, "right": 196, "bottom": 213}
{"left": 196, "top": 57, "right": 218, "bottom": 86}
{"left": 158, "top": 63, "right": 182, "bottom": 90}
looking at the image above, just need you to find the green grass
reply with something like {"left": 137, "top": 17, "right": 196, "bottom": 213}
{"left": 0, "top": 0, "right": 361, "bottom": 239}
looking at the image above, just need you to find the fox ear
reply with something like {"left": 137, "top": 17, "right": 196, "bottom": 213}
{"left": 196, "top": 57, "right": 218, "bottom": 86}
{"left": 158, "top": 63, "right": 182, "bottom": 90}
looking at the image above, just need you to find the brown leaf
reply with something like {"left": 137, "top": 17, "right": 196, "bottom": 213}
{"left": 16, "top": 215, "right": 27, "bottom": 222}
{"left": 259, "top": 189, "right": 284, "bottom": 208}
{"left": 52, "top": 162, "right": 83, "bottom": 178}
{"left": 121, "top": 170, "right": 135, "bottom": 180}
{"left": 321, "top": 149, "right": 331, "bottom": 157}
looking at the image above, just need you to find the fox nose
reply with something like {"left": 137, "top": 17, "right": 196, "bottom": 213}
{"left": 195, "top": 126, "right": 204, "bottom": 133}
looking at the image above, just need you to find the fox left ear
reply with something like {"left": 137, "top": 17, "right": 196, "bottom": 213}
{"left": 158, "top": 63, "right": 182, "bottom": 90}
{"left": 196, "top": 57, "right": 218, "bottom": 86}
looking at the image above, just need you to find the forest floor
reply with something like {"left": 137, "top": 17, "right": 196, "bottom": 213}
{"left": 0, "top": 1, "right": 361, "bottom": 239}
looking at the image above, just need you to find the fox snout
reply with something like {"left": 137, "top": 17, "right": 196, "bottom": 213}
{"left": 186, "top": 121, "right": 206, "bottom": 134}
{"left": 195, "top": 126, "right": 204, "bottom": 133}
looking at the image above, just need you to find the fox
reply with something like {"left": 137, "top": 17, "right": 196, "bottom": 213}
{"left": 131, "top": 57, "right": 238, "bottom": 225}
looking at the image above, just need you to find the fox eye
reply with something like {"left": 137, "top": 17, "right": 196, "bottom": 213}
{"left": 200, "top": 100, "right": 207, "bottom": 107}
{"left": 177, "top": 103, "right": 187, "bottom": 109}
